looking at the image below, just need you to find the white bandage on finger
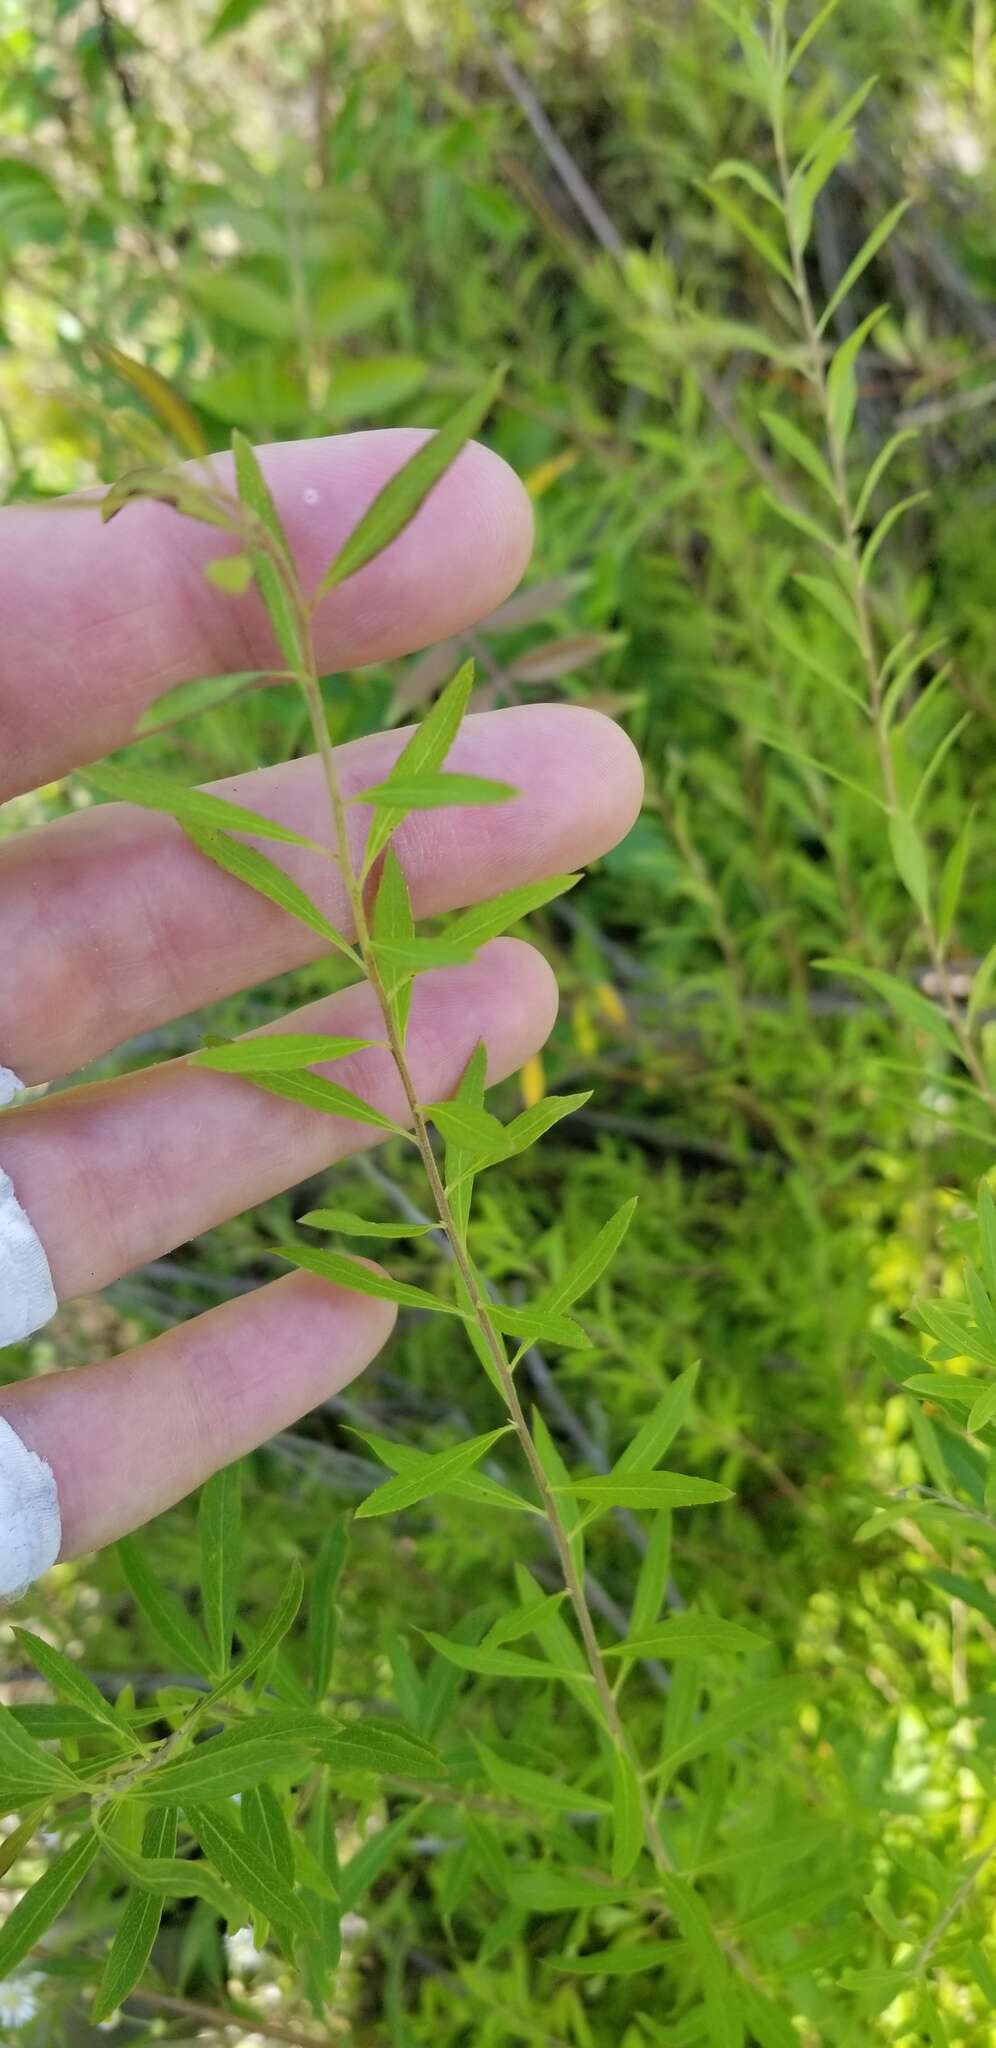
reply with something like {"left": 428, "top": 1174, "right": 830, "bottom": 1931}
{"left": 0, "top": 1164, "right": 58, "bottom": 1347}
{"left": 0, "top": 1066, "right": 24, "bottom": 1108}
{"left": 0, "top": 1416, "right": 61, "bottom": 1601}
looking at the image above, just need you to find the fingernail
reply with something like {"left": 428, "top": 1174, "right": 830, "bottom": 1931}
{"left": 0, "top": 1415, "right": 61, "bottom": 1602}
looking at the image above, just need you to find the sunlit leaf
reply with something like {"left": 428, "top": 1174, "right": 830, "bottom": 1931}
{"left": 356, "top": 771, "right": 515, "bottom": 810}
{"left": 0, "top": 1829, "right": 99, "bottom": 1978}
{"left": 355, "top": 1427, "right": 513, "bottom": 1519}
{"left": 814, "top": 957, "right": 956, "bottom": 1048}
{"left": 99, "top": 345, "right": 206, "bottom": 456}
{"left": 117, "top": 1538, "right": 213, "bottom": 1679}
{"left": 610, "top": 1749, "right": 644, "bottom": 1880}
{"left": 604, "top": 1615, "right": 768, "bottom": 1658}
{"left": 83, "top": 764, "right": 324, "bottom": 850}
{"left": 613, "top": 1365, "right": 699, "bottom": 1477}
{"left": 317, "top": 371, "right": 505, "bottom": 595}
{"left": 242, "top": 1069, "right": 402, "bottom": 1131}
{"left": 278, "top": 1241, "right": 464, "bottom": 1313}
{"left": 91, "top": 1808, "right": 177, "bottom": 2024}
{"left": 186, "top": 1802, "right": 313, "bottom": 1935}
{"left": 555, "top": 1472, "right": 731, "bottom": 1508}
{"left": 299, "top": 1208, "right": 434, "bottom": 1239}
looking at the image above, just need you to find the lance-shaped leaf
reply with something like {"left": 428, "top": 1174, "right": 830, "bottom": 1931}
{"left": 629, "top": 1512, "right": 673, "bottom": 1640}
{"left": 133, "top": 1725, "right": 312, "bottom": 1803}
{"left": 475, "top": 1742, "right": 611, "bottom": 1816}
{"left": 445, "top": 1040, "right": 488, "bottom": 1241}
{"left": 444, "top": 872, "right": 581, "bottom": 950}
{"left": 192, "top": 1033, "right": 375, "bottom": 1075}
{"left": 355, "top": 1426, "right": 513, "bottom": 1519}
{"left": 99, "top": 1830, "right": 237, "bottom": 1918}
{"left": 200, "top": 1461, "right": 242, "bottom": 1678}
{"left": 91, "top": 1807, "right": 178, "bottom": 2024}
{"left": 186, "top": 1803, "right": 313, "bottom": 1936}
{"left": 278, "top": 1241, "right": 465, "bottom": 1314}
{"left": 611, "top": 1749, "right": 644, "bottom": 1881}
{"left": 99, "top": 344, "right": 207, "bottom": 457}
{"left": 814, "top": 958, "right": 957, "bottom": 1050}
{"left": 347, "top": 1425, "right": 537, "bottom": 1517}
{"left": 306, "top": 1718, "right": 447, "bottom": 1781}
{"left": 309, "top": 1526, "right": 349, "bottom": 1703}
{"left": 317, "top": 370, "right": 505, "bottom": 596}
{"left": 604, "top": 1616, "right": 768, "bottom": 1659}
{"left": 11, "top": 1630, "right": 140, "bottom": 1753}
{"left": 0, "top": 1701, "right": 84, "bottom": 1800}
{"left": 137, "top": 670, "right": 284, "bottom": 735}
{"left": 487, "top": 1302, "right": 590, "bottom": 1350}
{"left": 421, "top": 1633, "right": 585, "bottom": 1684}
{"left": 540, "top": 1197, "right": 638, "bottom": 1317}
{"left": 83, "top": 763, "right": 324, "bottom": 850}
{"left": 816, "top": 201, "right": 910, "bottom": 335}
{"left": 202, "top": 1562, "right": 304, "bottom": 1713}
{"left": 373, "top": 936, "right": 477, "bottom": 971}
{"left": 372, "top": 848, "right": 415, "bottom": 1042}
{"left": 300, "top": 1207, "right": 435, "bottom": 1240}
{"left": 356, "top": 770, "right": 515, "bottom": 810}
{"left": 243, "top": 1070, "right": 403, "bottom": 1133}
{"left": 613, "top": 1365, "right": 699, "bottom": 1477}
{"left": 361, "top": 658, "right": 475, "bottom": 869}
{"left": 117, "top": 1537, "right": 213, "bottom": 1678}
{"left": 482, "top": 1589, "right": 569, "bottom": 1650}
{"left": 242, "top": 1783, "right": 294, "bottom": 1884}
{"left": 556, "top": 1472, "right": 731, "bottom": 1509}
{"left": 100, "top": 465, "right": 234, "bottom": 529}
{"left": 231, "top": 430, "right": 303, "bottom": 669}
{"left": 184, "top": 827, "right": 359, "bottom": 963}
{"left": 0, "top": 1828, "right": 99, "bottom": 1978}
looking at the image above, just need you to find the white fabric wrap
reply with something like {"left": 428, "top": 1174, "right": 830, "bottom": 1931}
{"left": 0, "top": 1416, "right": 61, "bottom": 1601}
{"left": 0, "top": 1165, "right": 58, "bottom": 1346}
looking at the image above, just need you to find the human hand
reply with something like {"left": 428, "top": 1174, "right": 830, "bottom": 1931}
{"left": 0, "top": 430, "right": 641, "bottom": 1597}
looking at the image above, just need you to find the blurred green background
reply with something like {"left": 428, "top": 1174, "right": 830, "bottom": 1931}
{"left": 2, "top": 0, "right": 996, "bottom": 2042}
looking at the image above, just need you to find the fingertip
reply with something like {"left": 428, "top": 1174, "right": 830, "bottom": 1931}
{"left": 475, "top": 937, "right": 561, "bottom": 1077}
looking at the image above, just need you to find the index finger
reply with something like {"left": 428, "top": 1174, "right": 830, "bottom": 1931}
{"left": 0, "top": 430, "right": 533, "bottom": 802}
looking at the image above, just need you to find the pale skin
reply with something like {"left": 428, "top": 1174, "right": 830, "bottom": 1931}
{"left": 0, "top": 430, "right": 643, "bottom": 1570}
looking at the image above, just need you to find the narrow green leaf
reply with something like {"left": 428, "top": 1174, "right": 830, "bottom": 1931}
{"left": 373, "top": 936, "right": 477, "bottom": 970}
{"left": 605, "top": 1616, "right": 769, "bottom": 1658}
{"left": 861, "top": 492, "right": 929, "bottom": 581}
{"left": 938, "top": 810, "right": 974, "bottom": 947}
{"left": 186, "top": 1802, "right": 313, "bottom": 1936}
{"left": 445, "top": 874, "right": 581, "bottom": 951}
{"left": 911, "top": 713, "right": 971, "bottom": 818}
{"left": 532, "top": 1407, "right": 584, "bottom": 1582}
{"left": 483, "top": 1590, "right": 570, "bottom": 1650}
{"left": 813, "top": 957, "right": 956, "bottom": 1048}
{"left": 488, "top": 1302, "right": 590, "bottom": 1349}
{"left": 854, "top": 429, "right": 918, "bottom": 526}
{"left": 356, "top": 771, "right": 515, "bottom": 810}
{"left": 658, "top": 1871, "right": 744, "bottom": 2048}
{"left": 117, "top": 1539, "right": 213, "bottom": 1679}
{"left": 0, "top": 1829, "right": 99, "bottom": 1977}
{"left": 475, "top": 1742, "right": 610, "bottom": 1815}
{"left": 654, "top": 1679, "right": 808, "bottom": 1781}
{"left": 817, "top": 203, "right": 909, "bottom": 335}
{"left": 794, "top": 572, "right": 862, "bottom": 647}
{"left": 231, "top": 430, "right": 303, "bottom": 668}
{"left": 11, "top": 1631, "right": 137, "bottom": 1750}
{"left": 98, "top": 1833, "right": 235, "bottom": 1917}
{"left": 242, "top": 1783, "right": 294, "bottom": 1881}
{"left": 887, "top": 810, "right": 931, "bottom": 918}
{"left": 191, "top": 1033, "right": 375, "bottom": 1075}
{"left": 184, "top": 827, "right": 359, "bottom": 963}
{"left": 309, "top": 1524, "right": 349, "bottom": 1703}
{"left": 825, "top": 307, "right": 888, "bottom": 445}
{"left": 501, "top": 1092, "right": 592, "bottom": 1158}
{"left": 347, "top": 1425, "right": 536, "bottom": 1517}
{"left": 362, "top": 659, "right": 476, "bottom": 870}
{"left": 556, "top": 1472, "right": 732, "bottom": 1509}
{"left": 614, "top": 1365, "right": 699, "bottom": 1477}
{"left": 711, "top": 159, "right": 782, "bottom": 210}
{"left": 278, "top": 1242, "right": 464, "bottom": 1314}
{"left": 703, "top": 181, "right": 794, "bottom": 284}
{"left": 760, "top": 410, "right": 835, "bottom": 498}
{"left": 309, "top": 1719, "right": 447, "bottom": 1781}
{"left": 549, "top": 1942, "right": 673, "bottom": 1976}
{"left": 300, "top": 1208, "right": 434, "bottom": 1239}
{"left": 91, "top": 1807, "right": 177, "bottom": 2024}
{"left": 979, "top": 1183, "right": 996, "bottom": 1301}
{"left": 83, "top": 764, "right": 323, "bottom": 850}
{"left": 421, "top": 1633, "right": 583, "bottom": 1683}
{"left": 137, "top": 1728, "right": 311, "bottom": 1804}
{"left": 968, "top": 939, "right": 996, "bottom": 1029}
{"left": 372, "top": 847, "right": 415, "bottom": 1043}
{"left": 242, "top": 1070, "right": 402, "bottom": 1132}
{"left": 317, "top": 372, "right": 505, "bottom": 595}
{"left": 205, "top": 1561, "right": 304, "bottom": 1711}
{"left": 136, "top": 670, "right": 283, "bottom": 735}
{"left": 968, "top": 1382, "right": 996, "bottom": 1434}
{"left": 355, "top": 1427, "right": 513, "bottom": 1519}
{"left": 629, "top": 1513, "right": 673, "bottom": 1639}
{"left": 425, "top": 1100, "right": 509, "bottom": 1156}
{"left": 446, "top": 1039, "right": 488, "bottom": 1241}
{"left": 0, "top": 1702, "right": 83, "bottom": 1799}
{"left": 763, "top": 489, "right": 839, "bottom": 551}
{"left": 610, "top": 1750, "right": 644, "bottom": 1881}
{"left": 788, "top": 0, "right": 840, "bottom": 72}
{"left": 199, "top": 1462, "right": 242, "bottom": 1677}
{"left": 541, "top": 1197, "right": 638, "bottom": 1317}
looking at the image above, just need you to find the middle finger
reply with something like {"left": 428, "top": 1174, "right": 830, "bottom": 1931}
{"left": 0, "top": 703, "right": 638, "bottom": 1084}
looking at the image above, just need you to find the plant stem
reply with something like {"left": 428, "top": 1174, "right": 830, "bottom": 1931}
{"left": 295, "top": 655, "right": 671, "bottom": 1874}
{"left": 769, "top": 69, "right": 996, "bottom": 1118}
